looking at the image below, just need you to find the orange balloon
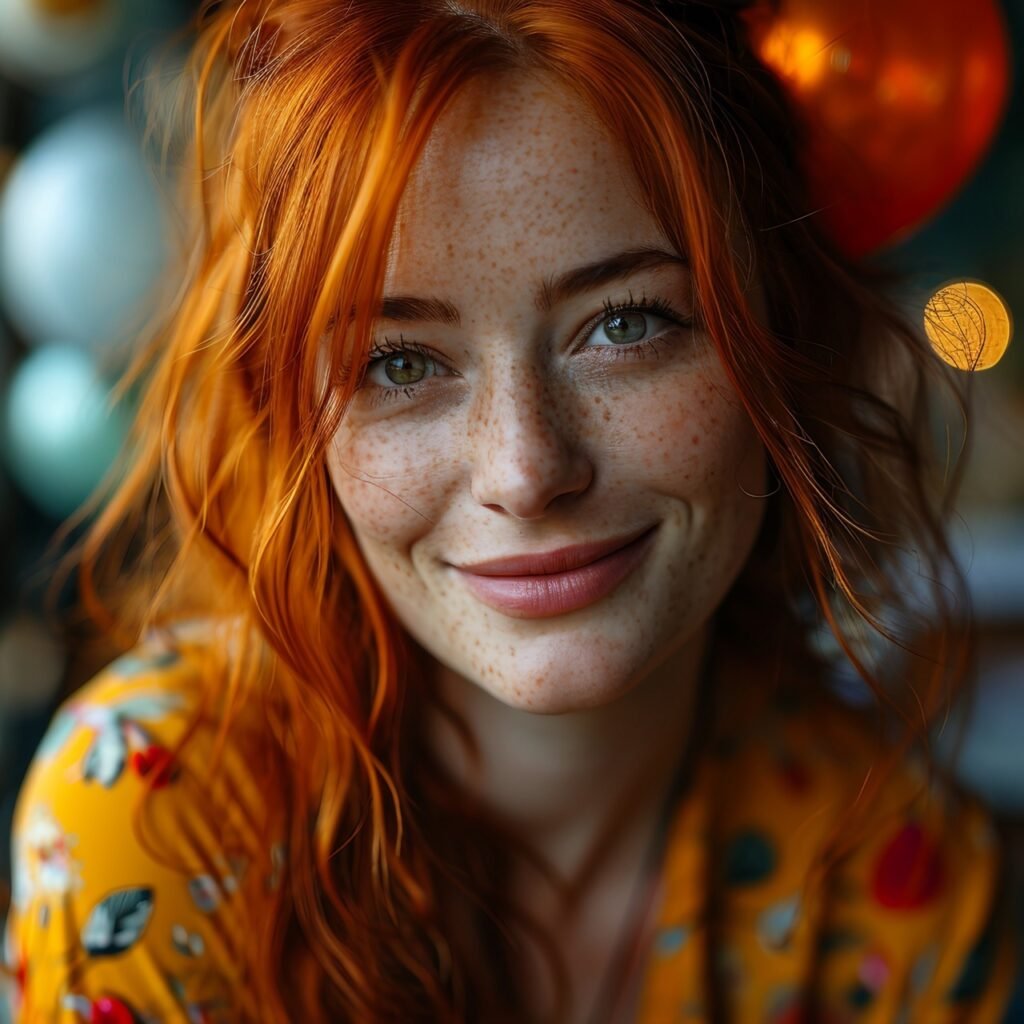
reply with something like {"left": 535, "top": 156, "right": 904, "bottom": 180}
{"left": 743, "top": 0, "right": 1011, "bottom": 258}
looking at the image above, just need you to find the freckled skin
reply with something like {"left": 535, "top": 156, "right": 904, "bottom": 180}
{"left": 326, "top": 71, "right": 769, "bottom": 717}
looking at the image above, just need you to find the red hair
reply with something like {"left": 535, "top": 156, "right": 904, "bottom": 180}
{"left": 38, "top": 0, "right": 978, "bottom": 1018}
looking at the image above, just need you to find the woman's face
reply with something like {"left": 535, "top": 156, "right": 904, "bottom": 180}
{"left": 326, "top": 72, "right": 768, "bottom": 713}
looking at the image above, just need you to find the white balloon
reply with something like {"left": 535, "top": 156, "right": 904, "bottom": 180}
{"left": 0, "top": 106, "right": 167, "bottom": 352}
{"left": 1, "top": 344, "right": 129, "bottom": 520}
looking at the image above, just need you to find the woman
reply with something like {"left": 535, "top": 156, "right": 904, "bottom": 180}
{"left": 3, "top": 0, "right": 1017, "bottom": 1021}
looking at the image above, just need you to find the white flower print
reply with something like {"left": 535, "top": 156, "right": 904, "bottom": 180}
{"left": 12, "top": 803, "right": 83, "bottom": 910}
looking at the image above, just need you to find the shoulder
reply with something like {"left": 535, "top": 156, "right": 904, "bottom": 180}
{"left": 806, "top": 694, "right": 1016, "bottom": 1023}
{"left": 14, "top": 624, "right": 269, "bottom": 802}
{"left": 5, "top": 628, "right": 286, "bottom": 1022}
{"left": 19, "top": 617, "right": 281, "bottom": 787}
{"left": 710, "top": 681, "right": 1018, "bottom": 1022}
{"left": 20, "top": 638, "right": 203, "bottom": 790}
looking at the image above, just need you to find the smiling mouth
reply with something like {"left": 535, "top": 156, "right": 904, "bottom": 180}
{"left": 452, "top": 525, "right": 658, "bottom": 619}
{"left": 453, "top": 524, "right": 657, "bottom": 577}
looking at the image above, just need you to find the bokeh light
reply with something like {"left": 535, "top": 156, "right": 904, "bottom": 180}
{"left": 0, "top": 105, "right": 167, "bottom": 352}
{"left": 0, "top": 344, "right": 128, "bottom": 520}
{"left": 923, "top": 280, "right": 1013, "bottom": 371}
{"left": 743, "top": 0, "right": 1010, "bottom": 258}
{"left": 0, "top": 0, "right": 119, "bottom": 85}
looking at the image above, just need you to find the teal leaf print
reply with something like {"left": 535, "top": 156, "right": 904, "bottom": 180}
{"left": 81, "top": 886, "right": 155, "bottom": 957}
{"left": 653, "top": 923, "right": 692, "bottom": 956}
{"left": 109, "top": 649, "right": 181, "bottom": 678}
{"left": 758, "top": 894, "right": 801, "bottom": 951}
{"left": 724, "top": 829, "right": 777, "bottom": 886}
{"left": 82, "top": 723, "right": 128, "bottom": 788}
{"left": 110, "top": 693, "right": 184, "bottom": 721}
{"left": 77, "top": 691, "right": 184, "bottom": 788}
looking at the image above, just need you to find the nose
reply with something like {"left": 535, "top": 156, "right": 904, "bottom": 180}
{"left": 467, "top": 361, "right": 592, "bottom": 520}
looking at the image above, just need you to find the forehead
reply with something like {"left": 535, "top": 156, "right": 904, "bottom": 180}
{"left": 386, "top": 71, "right": 672, "bottom": 292}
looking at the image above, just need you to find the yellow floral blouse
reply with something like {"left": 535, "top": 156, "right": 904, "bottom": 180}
{"left": 3, "top": 630, "right": 1019, "bottom": 1023}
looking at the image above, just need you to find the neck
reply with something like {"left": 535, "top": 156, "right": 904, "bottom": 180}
{"left": 420, "top": 621, "right": 715, "bottom": 901}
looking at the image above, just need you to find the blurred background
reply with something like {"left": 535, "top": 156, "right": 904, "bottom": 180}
{"left": 0, "top": 0, "right": 1021, "bottom": 1018}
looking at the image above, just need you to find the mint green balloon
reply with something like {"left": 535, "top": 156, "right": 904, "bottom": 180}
{"left": 0, "top": 107, "right": 167, "bottom": 351}
{"left": 1, "top": 345, "right": 130, "bottom": 520}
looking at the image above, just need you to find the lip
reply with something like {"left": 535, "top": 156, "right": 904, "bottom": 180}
{"left": 455, "top": 525, "right": 656, "bottom": 576}
{"left": 452, "top": 525, "right": 658, "bottom": 619}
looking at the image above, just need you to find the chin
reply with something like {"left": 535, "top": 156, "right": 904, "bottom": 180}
{"left": 491, "top": 678, "right": 633, "bottom": 715}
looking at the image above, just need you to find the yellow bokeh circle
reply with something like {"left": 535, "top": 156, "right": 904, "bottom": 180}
{"left": 923, "top": 281, "right": 1013, "bottom": 371}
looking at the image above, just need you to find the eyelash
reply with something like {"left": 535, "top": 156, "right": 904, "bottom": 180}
{"left": 356, "top": 291, "right": 693, "bottom": 406}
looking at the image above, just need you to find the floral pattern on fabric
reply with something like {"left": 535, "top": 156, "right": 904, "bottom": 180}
{"left": 635, "top": 681, "right": 1018, "bottom": 1024}
{"left": 4, "top": 641, "right": 284, "bottom": 1024}
{"left": 80, "top": 888, "right": 155, "bottom": 958}
{"left": 37, "top": 690, "right": 185, "bottom": 789}
{"left": 4, "top": 642, "right": 1018, "bottom": 1023}
{"left": 10, "top": 803, "right": 83, "bottom": 912}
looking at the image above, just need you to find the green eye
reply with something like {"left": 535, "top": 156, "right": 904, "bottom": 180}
{"left": 361, "top": 336, "right": 449, "bottom": 397}
{"left": 602, "top": 312, "right": 647, "bottom": 345}
{"left": 382, "top": 351, "right": 428, "bottom": 386}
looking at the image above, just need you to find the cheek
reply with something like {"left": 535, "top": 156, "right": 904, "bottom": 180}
{"left": 326, "top": 419, "right": 457, "bottom": 546}
{"left": 612, "top": 371, "right": 765, "bottom": 498}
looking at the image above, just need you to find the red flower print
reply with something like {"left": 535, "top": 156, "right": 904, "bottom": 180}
{"left": 871, "top": 821, "right": 944, "bottom": 910}
{"left": 129, "top": 745, "right": 178, "bottom": 788}
{"left": 90, "top": 995, "right": 136, "bottom": 1024}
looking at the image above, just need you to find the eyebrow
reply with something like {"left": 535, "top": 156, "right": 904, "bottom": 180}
{"left": 375, "top": 247, "right": 688, "bottom": 327}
